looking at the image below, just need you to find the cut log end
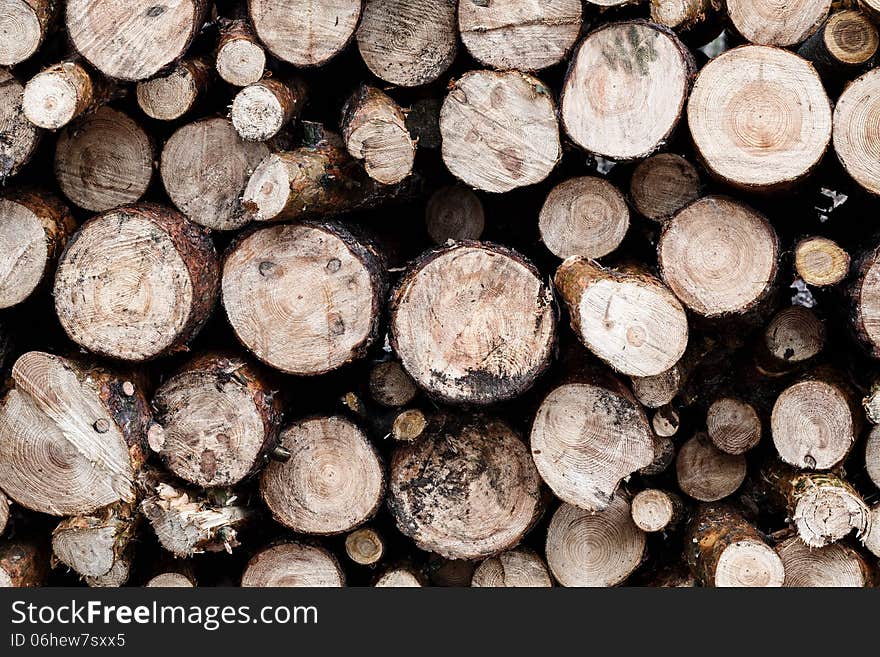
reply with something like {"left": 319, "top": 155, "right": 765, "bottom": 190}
{"left": 777, "top": 536, "right": 870, "bottom": 586}
{"left": 630, "top": 364, "right": 681, "bottom": 408}
{"left": 392, "top": 409, "right": 427, "bottom": 442}
{"left": 835, "top": 67, "right": 880, "bottom": 195}
{"left": 471, "top": 548, "right": 552, "bottom": 588}
{"left": 764, "top": 306, "right": 825, "bottom": 366}
{"left": 0, "top": 0, "right": 45, "bottom": 66}
{"left": 866, "top": 425, "right": 880, "bottom": 489}
{"left": 795, "top": 237, "right": 850, "bottom": 287}
{"left": 676, "top": 433, "right": 746, "bottom": 502}
{"left": 22, "top": 64, "right": 90, "bottom": 130}
{"left": 629, "top": 153, "right": 701, "bottom": 223}
{"left": 216, "top": 24, "right": 266, "bottom": 87}
{"left": 631, "top": 489, "right": 678, "bottom": 532}
{"left": 345, "top": 527, "right": 384, "bottom": 566}
{"left": 425, "top": 185, "right": 485, "bottom": 244}
{"left": 824, "top": 10, "right": 878, "bottom": 66}
{"left": 659, "top": 196, "right": 778, "bottom": 317}
{"left": 136, "top": 58, "right": 209, "bottom": 122}
{"left": 342, "top": 86, "right": 414, "bottom": 185}
{"left": 241, "top": 542, "right": 344, "bottom": 587}
{"left": 0, "top": 69, "right": 41, "bottom": 179}
{"left": 546, "top": 497, "right": 645, "bottom": 587}
{"left": 539, "top": 177, "right": 629, "bottom": 260}
{"left": 792, "top": 477, "right": 869, "bottom": 547}
{"left": 389, "top": 415, "right": 543, "bottom": 560}
{"left": 706, "top": 397, "right": 761, "bottom": 455}
{"left": 726, "top": 0, "right": 830, "bottom": 47}
{"left": 369, "top": 360, "right": 417, "bottom": 407}
{"left": 562, "top": 22, "right": 693, "bottom": 160}
{"left": 689, "top": 46, "right": 831, "bottom": 190}
{"left": 51, "top": 504, "right": 134, "bottom": 583}
{"left": 440, "top": 70, "right": 560, "bottom": 193}
{"left": 145, "top": 572, "right": 195, "bottom": 587}
{"left": 375, "top": 567, "right": 422, "bottom": 587}
{"left": 231, "top": 81, "right": 296, "bottom": 142}
{"left": 391, "top": 243, "right": 555, "bottom": 405}
{"left": 261, "top": 416, "right": 383, "bottom": 535}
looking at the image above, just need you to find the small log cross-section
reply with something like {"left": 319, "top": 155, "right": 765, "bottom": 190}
{"left": 440, "top": 70, "right": 560, "bottom": 193}
{"left": 356, "top": 0, "right": 457, "bottom": 87}
{"left": 530, "top": 373, "right": 654, "bottom": 511}
{"left": 776, "top": 536, "right": 871, "bottom": 587}
{"left": 658, "top": 196, "right": 779, "bottom": 317}
{"left": 771, "top": 373, "right": 856, "bottom": 470}
{"left": 688, "top": 45, "right": 831, "bottom": 190}
{"left": 835, "top": 67, "right": 880, "bottom": 195}
{"left": 0, "top": 539, "right": 48, "bottom": 587}
{"left": 555, "top": 257, "right": 688, "bottom": 377}
{"left": 341, "top": 85, "right": 415, "bottom": 186}
{"left": 0, "top": 351, "right": 149, "bottom": 516}
{"left": 757, "top": 305, "right": 825, "bottom": 377}
{"left": 561, "top": 22, "right": 695, "bottom": 160}
{"left": 66, "top": 0, "right": 209, "bottom": 81}
{"left": 675, "top": 432, "right": 746, "bottom": 502}
{"left": 345, "top": 527, "right": 384, "bottom": 566}
{"left": 425, "top": 185, "right": 485, "bottom": 244}
{"left": 629, "top": 153, "right": 701, "bottom": 224}
{"left": 136, "top": 56, "right": 212, "bottom": 122}
{"left": 630, "top": 365, "right": 681, "bottom": 408}
{"left": 706, "top": 397, "right": 761, "bottom": 455}
{"left": 795, "top": 236, "right": 850, "bottom": 287}
{"left": 375, "top": 566, "right": 422, "bottom": 587}
{"left": 241, "top": 542, "right": 345, "bottom": 587}
{"left": 388, "top": 415, "right": 543, "bottom": 560}
{"left": 231, "top": 76, "right": 307, "bottom": 143}
{"left": 248, "top": 0, "right": 361, "bottom": 67}
{"left": 798, "top": 10, "right": 879, "bottom": 76}
{"left": 22, "top": 61, "right": 101, "bottom": 130}
{"left": 222, "top": 222, "right": 386, "bottom": 376}
{"left": 0, "top": 69, "right": 41, "bottom": 180}
{"left": 545, "top": 497, "right": 646, "bottom": 587}
{"left": 369, "top": 360, "right": 417, "bottom": 408}
{"left": 260, "top": 416, "right": 384, "bottom": 535}
{"left": 458, "top": 0, "right": 582, "bottom": 72}
{"left": 145, "top": 572, "right": 195, "bottom": 587}
{"left": 54, "top": 204, "right": 219, "bottom": 362}
{"left": 216, "top": 18, "right": 266, "bottom": 87}
{"left": 539, "top": 176, "right": 630, "bottom": 260}
{"left": 141, "top": 478, "right": 253, "bottom": 557}
{"left": 649, "top": 0, "right": 715, "bottom": 36}
{"left": 0, "top": 189, "right": 75, "bottom": 309}
{"left": 631, "top": 489, "right": 682, "bottom": 533}
{"left": 161, "top": 117, "right": 269, "bottom": 231}
{"left": 54, "top": 107, "right": 154, "bottom": 213}
{"left": 390, "top": 242, "right": 555, "bottom": 404}
{"left": 471, "top": 548, "right": 552, "bottom": 588}
{"left": 151, "top": 352, "right": 283, "bottom": 488}
{"left": 723, "top": 0, "right": 830, "bottom": 47}
{"left": 685, "top": 504, "right": 784, "bottom": 587}
{"left": 0, "top": 0, "right": 57, "bottom": 66}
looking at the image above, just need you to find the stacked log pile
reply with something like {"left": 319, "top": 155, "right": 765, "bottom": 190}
{"left": 2, "top": 0, "right": 880, "bottom": 588}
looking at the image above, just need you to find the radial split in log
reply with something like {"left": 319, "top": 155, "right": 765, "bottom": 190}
{"left": 658, "top": 196, "right": 779, "bottom": 317}
{"left": 561, "top": 21, "right": 694, "bottom": 160}
{"left": 223, "top": 222, "right": 386, "bottom": 375}
{"left": 795, "top": 236, "right": 850, "bottom": 287}
{"left": 345, "top": 527, "right": 384, "bottom": 566}
{"left": 248, "top": 0, "right": 361, "bottom": 67}
{"left": 136, "top": 56, "right": 211, "bottom": 122}
{"left": 161, "top": 117, "right": 269, "bottom": 231}
{"left": 458, "top": 0, "right": 582, "bottom": 72}
{"left": 631, "top": 489, "right": 681, "bottom": 533}
{"left": 0, "top": 539, "right": 48, "bottom": 587}
{"left": 771, "top": 374, "right": 855, "bottom": 469}
{"left": 471, "top": 547, "right": 552, "bottom": 588}
{"left": 531, "top": 375, "right": 654, "bottom": 511}
{"left": 369, "top": 360, "right": 417, "bottom": 408}
{"left": 866, "top": 425, "right": 880, "bottom": 489}
{"left": 216, "top": 18, "right": 265, "bottom": 87}
{"left": 630, "top": 364, "right": 681, "bottom": 408}
{"left": 66, "top": 0, "right": 208, "bottom": 81}
{"left": 0, "top": 189, "right": 74, "bottom": 309}
{"left": 425, "top": 185, "right": 485, "bottom": 244}
{"left": 555, "top": 257, "right": 688, "bottom": 377}
{"left": 685, "top": 504, "right": 784, "bottom": 587}
{"left": 151, "top": 353, "right": 282, "bottom": 488}
{"left": 676, "top": 432, "right": 746, "bottom": 502}
{"left": 341, "top": 85, "right": 414, "bottom": 186}
{"left": 261, "top": 416, "right": 383, "bottom": 535}
{"left": 0, "top": 351, "right": 149, "bottom": 516}
{"left": 706, "top": 397, "right": 761, "bottom": 455}
{"left": 798, "top": 10, "right": 878, "bottom": 75}
{"left": 539, "top": 177, "right": 629, "bottom": 260}
{"left": 688, "top": 45, "right": 831, "bottom": 190}
{"left": 776, "top": 536, "right": 870, "bottom": 587}
{"left": 54, "top": 107, "right": 153, "bottom": 212}
{"left": 375, "top": 566, "right": 422, "bottom": 587}
{"left": 0, "top": 0, "right": 56, "bottom": 66}
{"left": 724, "top": 0, "right": 830, "bottom": 47}
{"left": 356, "top": 0, "right": 457, "bottom": 87}
{"left": 22, "top": 61, "right": 101, "bottom": 130}
{"left": 142, "top": 478, "right": 252, "bottom": 557}
{"left": 241, "top": 542, "right": 344, "bottom": 587}
{"left": 0, "top": 69, "right": 41, "bottom": 179}
{"left": 389, "top": 414, "right": 543, "bottom": 560}
{"left": 54, "top": 204, "right": 219, "bottom": 361}
{"left": 440, "top": 70, "right": 560, "bottom": 193}
{"left": 231, "top": 76, "right": 306, "bottom": 142}
{"left": 629, "top": 153, "right": 701, "bottom": 224}
{"left": 546, "top": 497, "right": 646, "bottom": 587}
{"left": 834, "top": 67, "right": 880, "bottom": 196}
{"left": 390, "top": 242, "right": 555, "bottom": 404}
{"left": 52, "top": 501, "right": 136, "bottom": 586}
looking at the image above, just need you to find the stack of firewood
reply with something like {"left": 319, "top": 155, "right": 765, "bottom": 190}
{"left": 2, "top": 0, "right": 880, "bottom": 588}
